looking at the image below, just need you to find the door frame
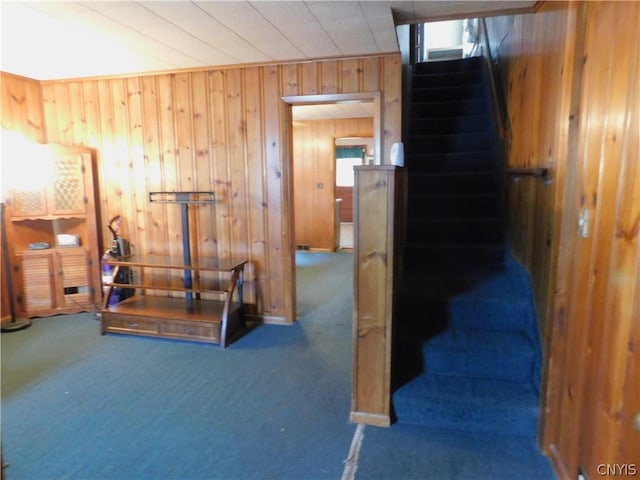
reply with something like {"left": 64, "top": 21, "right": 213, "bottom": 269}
{"left": 281, "top": 92, "right": 382, "bottom": 321}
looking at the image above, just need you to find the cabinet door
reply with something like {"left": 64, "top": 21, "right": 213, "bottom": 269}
{"left": 56, "top": 249, "right": 91, "bottom": 307}
{"left": 49, "top": 152, "right": 88, "bottom": 216}
{"left": 15, "top": 253, "right": 55, "bottom": 314}
{"left": 7, "top": 189, "right": 48, "bottom": 218}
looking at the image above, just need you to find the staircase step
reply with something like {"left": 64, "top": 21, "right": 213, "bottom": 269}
{"left": 409, "top": 115, "right": 491, "bottom": 135}
{"left": 448, "top": 297, "right": 532, "bottom": 332}
{"left": 414, "top": 57, "right": 483, "bottom": 75}
{"left": 406, "top": 217, "right": 504, "bottom": 244}
{"left": 411, "top": 84, "right": 484, "bottom": 102}
{"left": 408, "top": 132, "right": 493, "bottom": 154}
{"left": 407, "top": 193, "right": 500, "bottom": 219}
{"left": 411, "top": 99, "right": 487, "bottom": 118}
{"left": 407, "top": 151, "right": 496, "bottom": 173}
{"left": 412, "top": 70, "right": 483, "bottom": 88}
{"left": 392, "top": 375, "right": 539, "bottom": 436}
{"left": 423, "top": 330, "right": 536, "bottom": 382}
{"left": 407, "top": 172, "right": 498, "bottom": 195}
{"left": 402, "top": 244, "right": 505, "bottom": 273}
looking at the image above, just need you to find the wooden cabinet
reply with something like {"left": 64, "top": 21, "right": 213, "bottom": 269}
{"left": 3, "top": 144, "right": 100, "bottom": 317}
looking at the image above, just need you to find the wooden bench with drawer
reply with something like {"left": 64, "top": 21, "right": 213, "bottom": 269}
{"left": 101, "top": 255, "right": 247, "bottom": 348}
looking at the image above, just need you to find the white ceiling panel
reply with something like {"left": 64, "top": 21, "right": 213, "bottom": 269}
{"left": 0, "top": 1, "right": 538, "bottom": 81}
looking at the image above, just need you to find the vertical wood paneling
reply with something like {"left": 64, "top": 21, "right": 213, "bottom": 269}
{"left": 262, "top": 65, "right": 287, "bottom": 318}
{"left": 281, "top": 64, "right": 299, "bottom": 97}
{"left": 8, "top": 53, "right": 400, "bottom": 323}
{"left": 361, "top": 57, "right": 381, "bottom": 92}
{"left": 382, "top": 55, "right": 402, "bottom": 165}
{"left": 488, "top": 2, "right": 640, "bottom": 478}
{"left": 242, "top": 67, "right": 266, "bottom": 310}
{"left": 320, "top": 60, "right": 339, "bottom": 94}
{"left": 300, "top": 62, "right": 318, "bottom": 95}
{"left": 293, "top": 118, "right": 373, "bottom": 250}
{"left": 340, "top": 59, "right": 361, "bottom": 93}
{"left": 0, "top": 73, "right": 45, "bottom": 143}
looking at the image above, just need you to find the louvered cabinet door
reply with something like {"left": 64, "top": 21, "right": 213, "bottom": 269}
{"left": 56, "top": 249, "right": 91, "bottom": 308}
{"left": 14, "top": 252, "right": 55, "bottom": 315}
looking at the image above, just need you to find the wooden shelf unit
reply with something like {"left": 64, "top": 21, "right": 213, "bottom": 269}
{"left": 101, "top": 255, "right": 247, "bottom": 348}
{"left": 2, "top": 144, "right": 100, "bottom": 317}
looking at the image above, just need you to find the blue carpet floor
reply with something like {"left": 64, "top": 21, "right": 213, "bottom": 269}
{"left": 2, "top": 251, "right": 554, "bottom": 479}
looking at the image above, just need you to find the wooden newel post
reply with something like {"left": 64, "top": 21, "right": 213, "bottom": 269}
{"left": 351, "top": 165, "right": 406, "bottom": 427}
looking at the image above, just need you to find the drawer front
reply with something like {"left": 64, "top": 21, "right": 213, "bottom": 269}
{"left": 160, "top": 321, "right": 220, "bottom": 342}
{"left": 103, "top": 314, "right": 158, "bottom": 334}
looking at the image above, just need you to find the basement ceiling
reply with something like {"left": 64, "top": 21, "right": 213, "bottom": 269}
{"left": 0, "top": 1, "right": 537, "bottom": 82}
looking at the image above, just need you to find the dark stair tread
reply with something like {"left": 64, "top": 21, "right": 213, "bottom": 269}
{"left": 406, "top": 151, "right": 497, "bottom": 173}
{"left": 412, "top": 70, "right": 484, "bottom": 88}
{"left": 411, "top": 99, "right": 487, "bottom": 118}
{"left": 414, "top": 57, "right": 483, "bottom": 75}
{"left": 410, "top": 84, "right": 485, "bottom": 102}
{"left": 409, "top": 115, "right": 492, "bottom": 135}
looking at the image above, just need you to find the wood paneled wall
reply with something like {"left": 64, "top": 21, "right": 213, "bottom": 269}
{"left": 1, "top": 54, "right": 401, "bottom": 323}
{"left": 488, "top": 2, "right": 639, "bottom": 478}
{"left": 1, "top": 73, "right": 45, "bottom": 326}
{"left": 293, "top": 117, "right": 372, "bottom": 250}
{"left": 0, "top": 72, "right": 45, "bottom": 144}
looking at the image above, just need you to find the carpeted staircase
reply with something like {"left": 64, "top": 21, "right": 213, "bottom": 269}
{"left": 392, "top": 57, "right": 542, "bottom": 437}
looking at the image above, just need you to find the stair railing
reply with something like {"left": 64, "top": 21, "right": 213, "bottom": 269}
{"left": 478, "top": 17, "right": 510, "bottom": 141}
{"left": 504, "top": 167, "right": 551, "bottom": 185}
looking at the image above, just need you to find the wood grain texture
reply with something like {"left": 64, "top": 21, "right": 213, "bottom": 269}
{"left": 351, "top": 165, "right": 406, "bottom": 426}
{"left": 293, "top": 118, "right": 373, "bottom": 249}
{"left": 488, "top": 2, "right": 640, "bottom": 477}
{"left": 3, "top": 53, "right": 400, "bottom": 323}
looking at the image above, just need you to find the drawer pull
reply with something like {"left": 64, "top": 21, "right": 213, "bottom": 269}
{"left": 183, "top": 327, "right": 196, "bottom": 335}
{"left": 127, "top": 322, "right": 140, "bottom": 328}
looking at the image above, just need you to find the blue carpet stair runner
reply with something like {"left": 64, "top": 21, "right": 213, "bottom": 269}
{"left": 393, "top": 57, "right": 542, "bottom": 437}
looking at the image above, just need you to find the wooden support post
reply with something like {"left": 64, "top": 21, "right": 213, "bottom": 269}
{"left": 350, "top": 165, "right": 406, "bottom": 427}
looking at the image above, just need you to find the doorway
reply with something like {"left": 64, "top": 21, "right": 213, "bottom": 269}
{"left": 283, "top": 92, "right": 381, "bottom": 318}
{"left": 334, "top": 139, "right": 373, "bottom": 250}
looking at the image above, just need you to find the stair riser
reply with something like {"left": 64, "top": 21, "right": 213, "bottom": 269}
{"left": 408, "top": 133, "right": 493, "bottom": 154}
{"left": 406, "top": 221, "right": 504, "bottom": 244}
{"left": 406, "top": 153, "right": 495, "bottom": 173}
{"left": 448, "top": 300, "right": 531, "bottom": 332}
{"left": 408, "top": 173, "right": 498, "bottom": 195}
{"left": 411, "top": 100, "right": 486, "bottom": 118}
{"left": 410, "top": 116, "right": 491, "bottom": 135}
{"left": 411, "top": 84, "right": 485, "bottom": 102}
{"left": 423, "top": 346, "right": 535, "bottom": 383}
{"left": 402, "top": 247, "right": 505, "bottom": 272}
{"left": 392, "top": 400, "right": 539, "bottom": 437}
{"left": 407, "top": 196, "right": 499, "bottom": 219}
{"left": 412, "top": 71, "right": 483, "bottom": 88}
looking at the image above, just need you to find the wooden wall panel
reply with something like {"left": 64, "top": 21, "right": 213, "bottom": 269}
{"left": 292, "top": 117, "right": 373, "bottom": 250}
{"left": 0, "top": 72, "right": 45, "bottom": 143}
{"left": 3, "top": 53, "right": 401, "bottom": 324}
{"left": 488, "top": 2, "right": 640, "bottom": 478}
{"left": 2, "top": 55, "right": 400, "bottom": 441}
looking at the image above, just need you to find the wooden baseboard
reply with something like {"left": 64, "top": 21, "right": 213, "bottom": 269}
{"left": 244, "top": 313, "right": 291, "bottom": 325}
{"left": 349, "top": 411, "right": 391, "bottom": 427}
